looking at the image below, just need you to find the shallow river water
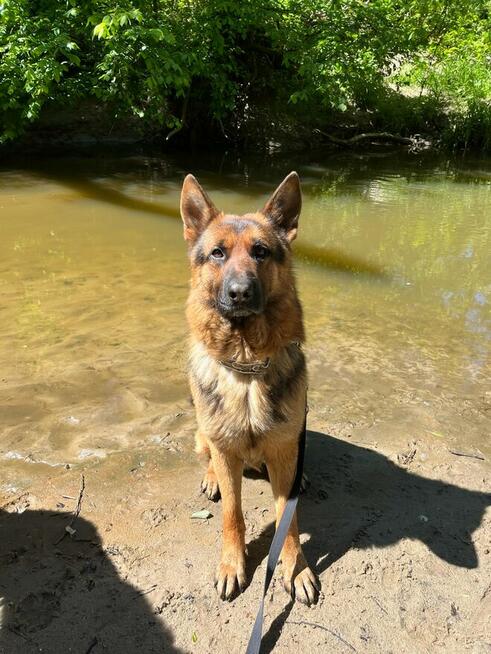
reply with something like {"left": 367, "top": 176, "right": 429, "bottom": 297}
{"left": 1, "top": 150, "right": 489, "bottom": 495}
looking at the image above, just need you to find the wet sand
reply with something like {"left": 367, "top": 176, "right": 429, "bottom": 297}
{"left": 0, "top": 152, "right": 490, "bottom": 653}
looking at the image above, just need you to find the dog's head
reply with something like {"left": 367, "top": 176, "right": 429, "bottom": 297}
{"left": 180, "top": 172, "right": 301, "bottom": 322}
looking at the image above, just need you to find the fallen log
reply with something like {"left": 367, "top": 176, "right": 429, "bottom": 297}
{"left": 314, "top": 128, "right": 414, "bottom": 146}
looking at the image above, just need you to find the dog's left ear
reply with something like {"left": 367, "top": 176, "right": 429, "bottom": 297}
{"left": 261, "top": 171, "right": 302, "bottom": 242}
{"left": 180, "top": 174, "right": 220, "bottom": 243}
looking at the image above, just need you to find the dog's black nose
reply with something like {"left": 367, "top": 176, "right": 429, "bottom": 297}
{"left": 228, "top": 279, "right": 253, "bottom": 304}
{"left": 219, "top": 274, "right": 263, "bottom": 317}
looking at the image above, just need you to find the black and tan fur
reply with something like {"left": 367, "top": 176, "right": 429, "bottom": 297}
{"left": 181, "top": 172, "right": 319, "bottom": 604}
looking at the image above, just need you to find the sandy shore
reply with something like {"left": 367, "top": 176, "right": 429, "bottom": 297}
{"left": 1, "top": 409, "right": 489, "bottom": 654}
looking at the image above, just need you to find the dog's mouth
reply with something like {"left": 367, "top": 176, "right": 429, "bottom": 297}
{"left": 217, "top": 302, "right": 262, "bottom": 320}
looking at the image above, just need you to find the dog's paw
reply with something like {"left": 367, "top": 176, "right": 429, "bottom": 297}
{"left": 200, "top": 470, "right": 220, "bottom": 501}
{"left": 283, "top": 563, "right": 320, "bottom": 606}
{"left": 214, "top": 553, "right": 246, "bottom": 601}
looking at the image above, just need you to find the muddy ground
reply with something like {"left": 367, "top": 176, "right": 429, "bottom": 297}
{"left": 1, "top": 408, "right": 489, "bottom": 654}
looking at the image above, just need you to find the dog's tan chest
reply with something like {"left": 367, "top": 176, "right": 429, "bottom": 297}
{"left": 189, "top": 343, "right": 277, "bottom": 449}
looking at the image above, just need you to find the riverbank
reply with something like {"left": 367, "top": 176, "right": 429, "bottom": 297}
{"left": 1, "top": 412, "right": 489, "bottom": 653}
{"left": 0, "top": 98, "right": 448, "bottom": 156}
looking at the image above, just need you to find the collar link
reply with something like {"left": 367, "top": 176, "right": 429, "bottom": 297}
{"left": 220, "top": 357, "right": 270, "bottom": 375}
{"left": 219, "top": 341, "right": 302, "bottom": 376}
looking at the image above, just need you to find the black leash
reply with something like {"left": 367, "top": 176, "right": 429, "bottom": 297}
{"left": 245, "top": 415, "right": 306, "bottom": 654}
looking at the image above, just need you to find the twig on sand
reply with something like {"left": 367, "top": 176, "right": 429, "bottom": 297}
{"left": 70, "top": 474, "right": 86, "bottom": 524}
{"left": 54, "top": 474, "right": 86, "bottom": 545}
{"left": 133, "top": 583, "right": 158, "bottom": 599}
{"left": 480, "top": 582, "right": 491, "bottom": 601}
{"left": 85, "top": 636, "right": 98, "bottom": 654}
{"left": 447, "top": 448, "right": 485, "bottom": 461}
{"left": 286, "top": 620, "right": 357, "bottom": 652}
{"left": 369, "top": 594, "right": 388, "bottom": 615}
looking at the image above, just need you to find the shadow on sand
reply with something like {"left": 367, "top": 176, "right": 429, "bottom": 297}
{"left": 245, "top": 430, "right": 491, "bottom": 654}
{"left": 0, "top": 509, "right": 184, "bottom": 654}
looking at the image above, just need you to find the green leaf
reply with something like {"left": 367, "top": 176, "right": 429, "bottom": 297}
{"left": 148, "top": 28, "right": 164, "bottom": 42}
{"left": 93, "top": 23, "right": 107, "bottom": 39}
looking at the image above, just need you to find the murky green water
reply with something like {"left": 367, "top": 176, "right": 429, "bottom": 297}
{"left": 1, "top": 151, "right": 489, "bottom": 494}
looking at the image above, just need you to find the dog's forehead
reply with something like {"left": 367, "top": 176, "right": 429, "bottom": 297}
{"left": 204, "top": 212, "right": 271, "bottom": 245}
{"left": 220, "top": 212, "right": 269, "bottom": 231}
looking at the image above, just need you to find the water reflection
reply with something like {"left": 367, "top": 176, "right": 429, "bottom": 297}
{"left": 0, "top": 150, "right": 489, "bottom": 491}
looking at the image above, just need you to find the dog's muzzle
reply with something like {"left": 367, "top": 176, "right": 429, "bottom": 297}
{"left": 218, "top": 274, "right": 263, "bottom": 318}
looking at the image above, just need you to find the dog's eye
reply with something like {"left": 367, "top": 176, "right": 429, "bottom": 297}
{"left": 211, "top": 247, "right": 225, "bottom": 259}
{"left": 252, "top": 244, "right": 270, "bottom": 260}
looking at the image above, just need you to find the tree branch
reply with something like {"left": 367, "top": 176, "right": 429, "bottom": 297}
{"left": 166, "top": 85, "right": 190, "bottom": 142}
{"left": 314, "top": 128, "right": 414, "bottom": 147}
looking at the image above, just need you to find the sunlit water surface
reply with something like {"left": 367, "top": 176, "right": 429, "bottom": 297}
{"left": 0, "top": 151, "right": 489, "bottom": 494}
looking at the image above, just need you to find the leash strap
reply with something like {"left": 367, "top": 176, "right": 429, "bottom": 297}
{"left": 245, "top": 416, "right": 306, "bottom": 654}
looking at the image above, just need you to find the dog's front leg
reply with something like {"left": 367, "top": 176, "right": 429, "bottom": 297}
{"left": 266, "top": 441, "right": 320, "bottom": 606}
{"left": 209, "top": 443, "right": 246, "bottom": 600}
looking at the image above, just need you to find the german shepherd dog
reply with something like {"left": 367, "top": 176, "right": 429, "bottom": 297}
{"left": 180, "top": 172, "right": 320, "bottom": 605}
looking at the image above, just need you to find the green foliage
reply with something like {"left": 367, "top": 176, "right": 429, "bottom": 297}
{"left": 0, "top": 0, "right": 82, "bottom": 140}
{"left": 0, "top": 0, "right": 490, "bottom": 148}
{"left": 391, "top": 0, "right": 491, "bottom": 149}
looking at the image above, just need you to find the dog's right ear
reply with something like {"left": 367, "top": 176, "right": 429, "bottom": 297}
{"left": 180, "top": 174, "right": 219, "bottom": 243}
{"left": 261, "top": 171, "right": 302, "bottom": 243}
